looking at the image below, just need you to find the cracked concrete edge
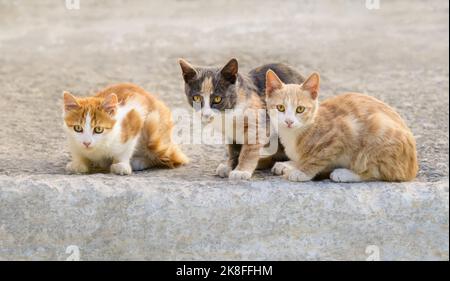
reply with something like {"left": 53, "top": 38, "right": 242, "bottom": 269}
{"left": 0, "top": 175, "right": 448, "bottom": 260}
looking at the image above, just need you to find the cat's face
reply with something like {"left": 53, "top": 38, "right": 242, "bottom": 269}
{"left": 265, "top": 70, "right": 320, "bottom": 130}
{"left": 63, "top": 92, "right": 117, "bottom": 150}
{"left": 178, "top": 58, "right": 239, "bottom": 124}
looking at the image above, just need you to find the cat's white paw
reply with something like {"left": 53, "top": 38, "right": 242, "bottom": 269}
{"left": 130, "top": 157, "right": 151, "bottom": 171}
{"left": 66, "top": 161, "right": 89, "bottom": 174}
{"left": 330, "top": 169, "right": 361, "bottom": 182}
{"left": 110, "top": 162, "right": 132, "bottom": 175}
{"left": 272, "top": 162, "right": 292, "bottom": 175}
{"left": 229, "top": 170, "right": 252, "bottom": 180}
{"left": 216, "top": 163, "right": 231, "bottom": 178}
{"left": 286, "top": 170, "right": 312, "bottom": 182}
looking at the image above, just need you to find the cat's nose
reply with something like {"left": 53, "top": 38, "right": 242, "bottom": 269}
{"left": 83, "top": 141, "right": 91, "bottom": 148}
{"left": 202, "top": 113, "right": 214, "bottom": 122}
{"left": 285, "top": 120, "right": 294, "bottom": 127}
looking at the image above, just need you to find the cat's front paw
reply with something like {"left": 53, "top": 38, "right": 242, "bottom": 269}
{"left": 272, "top": 162, "right": 292, "bottom": 175}
{"left": 286, "top": 170, "right": 312, "bottom": 182}
{"left": 330, "top": 169, "right": 361, "bottom": 183}
{"left": 229, "top": 170, "right": 252, "bottom": 180}
{"left": 216, "top": 163, "right": 231, "bottom": 178}
{"left": 111, "top": 162, "right": 132, "bottom": 176}
{"left": 66, "top": 161, "right": 89, "bottom": 174}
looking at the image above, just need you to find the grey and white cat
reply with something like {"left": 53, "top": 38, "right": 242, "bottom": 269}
{"left": 178, "top": 58, "right": 305, "bottom": 180}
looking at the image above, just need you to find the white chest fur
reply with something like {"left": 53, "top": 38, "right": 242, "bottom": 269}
{"left": 278, "top": 127, "right": 301, "bottom": 163}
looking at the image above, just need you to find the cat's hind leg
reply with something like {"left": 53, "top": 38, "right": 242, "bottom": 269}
{"left": 271, "top": 161, "right": 296, "bottom": 175}
{"left": 330, "top": 168, "right": 362, "bottom": 183}
{"left": 130, "top": 157, "right": 153, "bottom": 171}
{"left": 283, "top": 160, "right": 328, "bottom": 182}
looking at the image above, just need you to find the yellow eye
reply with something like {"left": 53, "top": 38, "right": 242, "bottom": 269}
{"left": 213, "top": 96, "right": 222, "bottom": 104}
{"left": 277, "top": 104, "right": 285, "bottom": 112}
{"left": 73, "top": 125, "right": 83, "bottom": 133}
{"left": 296, "top": 106, "right": 306, "bottom": 114}
{"left": 193, "top": 95, "right": 202, "bottom": 102}
{"left": 94, "top": 127, "right": 104, "bottom": 134}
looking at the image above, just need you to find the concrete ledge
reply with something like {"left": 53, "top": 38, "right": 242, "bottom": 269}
{"left": 0, "top": 175, "right": 448, "bottom": 260}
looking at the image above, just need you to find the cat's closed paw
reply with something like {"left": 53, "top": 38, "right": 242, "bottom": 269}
{"left": 330, "top": 169, "right": 361, "bottom": 182}
{"left": 229, "top": 170, "right": 252, "bottom": 180}
{"left": 272, "top": 162, "right": 292, "bottom": 175}
{"left": 216, "top": 163, "right": 231, "bottom": 178}
{"left": 286, "top": 170, "right": 312, "bottom": 182}
{"left": 111, "top": 162, "right": 132, "bottom": 175}
{"left": 66, "top": 161, "right": 89, "bottom": 174}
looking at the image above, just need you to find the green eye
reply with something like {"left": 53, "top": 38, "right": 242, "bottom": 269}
{"left": 73, "top": 125, "right": 83, "bottom": 133}
{"left": 93, "top": 127, "right": 104, "bottom": 134}
{"left": 277, "top": 104, "right": 285, "bottom": 112}
{"left": 296, "top": 106, "right": 305, "bottom": 114}
{"left": 193, "top": 95, "right": 202, "bottom": 103}
{"left": 213, "top": 96, "right": 222, "bottom": 104}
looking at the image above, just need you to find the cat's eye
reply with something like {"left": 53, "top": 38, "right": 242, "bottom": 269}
{"left": 276, "top": 105, "right": 285, "bottom": 112}
{"left": 73, "top": 125, "right": 83, "bottom": 133}
{"left": 93, "top": 127, "right": 104, "bottom": 134}
{"left": 296, "top": 106, "right": 306, "bottom": 114}
{"left": 193, "top": 95, "right": 202, "bottom": 103}
{"left": 213, "top": 96, "right": 222, "bottom": 104}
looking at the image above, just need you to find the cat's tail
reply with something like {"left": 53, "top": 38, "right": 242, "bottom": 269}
{"left": 148, "top": 141, "right": 189, "bottom": 169}
{"left": 164, "top": 144, "right": 190, "bottom": 168}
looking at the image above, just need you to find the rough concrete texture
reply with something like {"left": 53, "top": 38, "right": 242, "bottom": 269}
{"left": 0, "top": 0, "right": 448, "bottom": 260}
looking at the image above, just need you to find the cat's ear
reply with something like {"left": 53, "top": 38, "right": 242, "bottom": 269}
{"left": 178, "top": 58, "right": 197, "bottom": 83}
{"left": 63, "top": 91, "right": 80, "bottom": 111}
{"left": 265, "top": 69, "right": 283, "bottom": 96}
{"left": 301, "top": 72, "right": 320, "bottom": 99}
{"left": 220, "top": 58, "right": 238, "bottom": 84}
{"left": 101, "top": 93, "right": 118, "bottom": 115}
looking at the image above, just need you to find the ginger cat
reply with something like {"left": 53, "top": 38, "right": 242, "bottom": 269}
{"left": 265, "top": 70, "right": 418, "bottom": 182}
{"left": 63, "top": 83, "right": 188, "bottom": 175}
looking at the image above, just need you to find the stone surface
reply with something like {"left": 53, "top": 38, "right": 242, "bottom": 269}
{"left": 0, "top": 0, "right": 448, "bottom": 260}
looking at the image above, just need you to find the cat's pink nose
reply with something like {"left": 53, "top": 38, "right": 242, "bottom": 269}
{"left": 83, "top": 142, "right": 91, "bottom": 148}
{"left": 285, "top": 120, "right": 294, "bottom": 127}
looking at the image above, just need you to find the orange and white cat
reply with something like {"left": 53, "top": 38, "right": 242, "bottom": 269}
{"left": 265, "top": 70, "right": 418, "bottom": 182}
{"left": 63, "top": 83, "right": 188, "bottom": 175}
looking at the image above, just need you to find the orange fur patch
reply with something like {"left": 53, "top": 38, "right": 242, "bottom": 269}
{"left": 64, "top": 97, "right": 116, "bottom": 130}
{"left": 121, "top": 109, "right": 143, "bottom": 143}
